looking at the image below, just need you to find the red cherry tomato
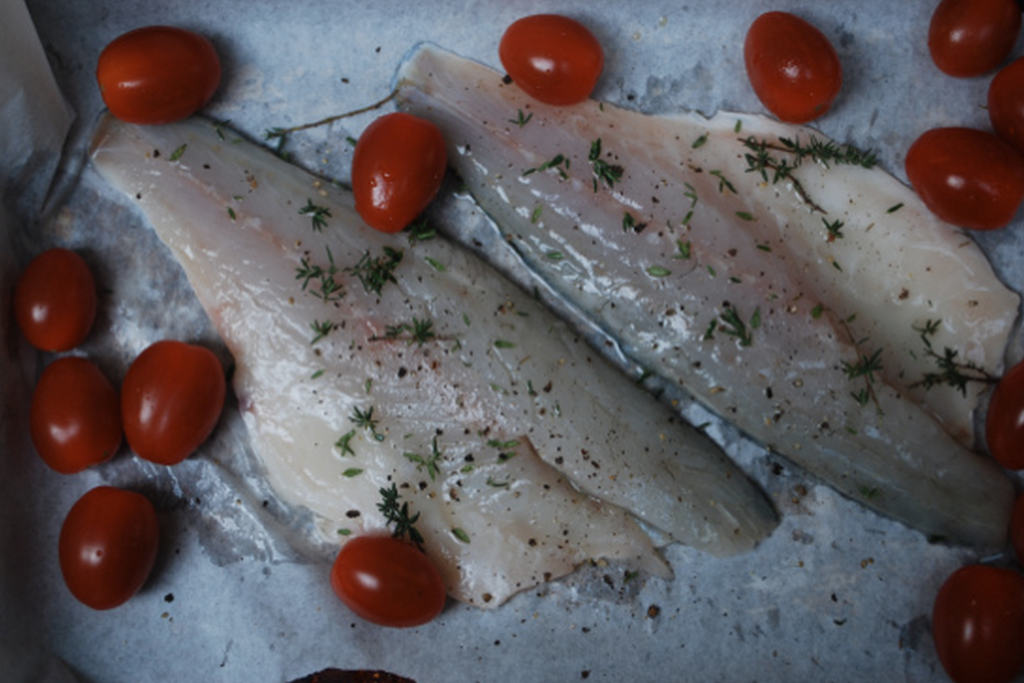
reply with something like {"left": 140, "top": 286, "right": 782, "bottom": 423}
{"left": 330, "top": 535, "right": 446, "bottom": 627}
{"left": 498, "top": 14, "right": 604, "bottom": 106}
{"left": 904, "top": 127, "right": 1024, "bottom": 230}
{"left": 121, "top": 340, "right": 225, "bottom": 465}
{"left": 1012, "top": 494, "right": 1024, "bottom": 563}
{"left": 30, "top": 357, "right": 122, "bottom": 474}
{"left": 932, "top": 564, "right": 1024, "bottom": 683}
{"left": 743, "top": 11, "right": 843, "bottom": 124}
{"left": 96, "top": 26, "right": 221, "bottom": 125}
{"left": 987, "top": 360, "right": 1024, "bottom": 469}
{"left": 352, "top": 113, "right": 447, "bottom": 234}
{"left": 14, "top": 248, "right": 97, "bottom": 352}
{"left": 989, "top": 57, "right": 1024, "bottom": 155}
{"left": 928, "top": 0, "right": 1022, "bottom": 78}
{"left": 59, "top": 486, "right": 160, "bottom": 610}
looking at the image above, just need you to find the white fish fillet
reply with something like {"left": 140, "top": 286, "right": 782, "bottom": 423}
{"left": 396, "top": 44, "right": 1019, "bottom": 547}
{"left": 89, "top": 115, "right": 778, "bottom": 608}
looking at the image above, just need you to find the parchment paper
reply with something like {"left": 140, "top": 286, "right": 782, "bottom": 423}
{"left": 4, "top": 1, "right": 1024, "bottom": 682}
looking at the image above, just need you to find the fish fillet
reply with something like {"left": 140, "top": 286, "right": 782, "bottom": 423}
{"left": 396, "top": 44, "right": 1018, "bottom": 548}
{"left": 89, "top": 114, "right": 778, "bottom": 607}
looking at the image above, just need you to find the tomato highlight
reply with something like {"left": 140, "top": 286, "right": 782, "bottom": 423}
{"left": 59, "top": 486, "right": 160, "bottom": 610}
{"left": 121, "top": 340, "right": 226, "bottom": 465}
{"left": 14, "top": 248, "right": 97, "bottom": 352}
{"left": 96, "top": 25, "right": 221, "bottom": 125}
{"left": 351, "top": 113, "right": 447, "bottom": 234}
{"left": 498, "top": 14, "right": 604, "bottom": 106}
{"left": 330, "top": 535, "right": 446, "bottom": 627}
{"left": 30, "top": 357, "right": 122, "bottom": 474}
{"left": 904, "top": 127, "right": 1024, "bottom": 230}
{"left": 932, "top": 565, "right": 1024, "bottom": 683}
{"left": 928, "top": 0, "right": 1022, "bottom": 78}
{"left": 743, "top": 11, "right": 843, "bottom": 124}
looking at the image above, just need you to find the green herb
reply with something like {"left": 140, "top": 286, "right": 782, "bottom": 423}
{"left": 350, "top": 406, "right": 384, "bottom": 441}
{"left": 692, "top": 133, "right": 709, "bottom": 149}
{"left": 717, "top": 304, "right": 756, "bottom": 347}
{"left": 647, "top": 266, "right": 671, "bottom": 277}
{"left": 673, "top": 239, "right": 692, "bottom": 260}
{"left": 913, "top": 345, "right": 996, "bottom": 397}
{"left": 843, "top": 348, "right": 884, "bottom": 382}
{"left": 299, "top": 199, "right": 331, "bottom": 231}
{"left": 589, "top": 138, "right": 624, "bottom": 191}
{"left": 451, "top": 527, "right": 471, "bottom": 543}
{"left": 734, "top": 119, "right": 743, "bottom": 133}
{"left": 310, "top": 369, "right": 325, "bottom": 379}
{"left": 296, "top": 247, "right": 344, "bottom": 302}
{"left": 523, "top": 153, "right": 570, "bottom": 179}
{"left": 546, "top": 251, "right": 565, "bottom": 261}
{"left": 741, "top": 135, "right": 877, "bottom": 213}
{"left": 488, "top": 439, "right": 519, "bottom": 462}
{"left": 346, "top": 247, "right": 403, "bottom": 296}
{"left": 406, "top": 217, "right": 436, "bottom": 242}
{"left": 494, "top": 340, "right": 516, "bottom": 349}
{"left": 404, "top": 436, "right": 443, "bottom": 481}
{"left": 509, "top": 109, "right": 533, "bottom": 127}
{"left": 486, "top": 476, "right": 510, "bottom": 488}
{"left": 622, "top": 212, "right": 643, "bottom": 232}
{"left": 378, "top": 484, "right": 424, "bottom": 549}
{"left": 425, "top": 256, "right": 446, "bottom": 272}
{"left": 212, "top": 119, "right": 231, "bottom": 140}
{"left": 310, "top": 319, "right": 335, "bottom": 345}
{"left": 227, "top": 206, "right": 237, "bottom": 221}
{"left": 335, "top": 429, "right": 356, "bottom": 457}
{"left": 756, "top": 243, "right": 772, "bottom": 252}
{"left": 342, "top": 468, "right": 363, "bottom": 478}
{"left": 886, "top": 203, "right": 904, "bottom": 214}
{"left": 531, "top": 204, "right": 543, "bottom": 223}
{"left": 710, "top": 170, "right": 736, "bottom": 194}
{"left": 169, "top": 144, "right": 187, "bottom": 162}
{"left": 336, "top": 528, "right": 352, "bottom": 536}
{"left": 736, "top": 211, "right": 754, "bottom": 221}
{"left": 823, "top": 218, "right": 845, "bottom": 241}
{"left": 409, "top": 318, "right": 435, "bottom": 346}
{"left": 810, "top": 303, "right": 824, "bottom": 319}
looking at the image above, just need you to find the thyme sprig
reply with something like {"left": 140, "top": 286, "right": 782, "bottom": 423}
{"left": 350, "top": 405, "right": 384, "bottom": 441}
{"left": 379, "top": 317, "right": 436, "bottom": 346}
{"left": 704, "top": 303, "right": 758, "bottom": 347}
{"left": 299, "top": 199, "right": 332, "bottom": 231}
{"left": 842, "top": 348, "right": 884, "bottom": 408}
{"left": 589, "top": 138, "right": 624, "bottom": 191}
{"left": 296, "top": 247, "right": 344, "bottom": 302}
{"left": 910, "top": 319, "right": 997, "bottom": 396}
{"left": 378, "top": 484, "right": 424, "bottom": 549}
{"left": 523, "top": 153, "right": 570, "bottom": 179}
{"left": 741, "top": 135, "right": 877, "bottom": 213}
{"left": 345, "top": 247, "right": 403, "bottom": 296}
{"left": 404, "top": 436, "right": 444, "bottom": 481}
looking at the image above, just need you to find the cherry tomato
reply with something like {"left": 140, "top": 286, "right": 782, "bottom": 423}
{"left": 743, "top": 11, "right": 843, "bottom": 124}
{"left": 904, "top": 127, "right": 1024, "bottom": 230}
{"left": 29, "top": 357, "right": 122, "bottom": 474}
{"left": 986, "top": 359, "right": 1024, "bottom": 469}
{"left": 932, "top": 564, "right": 1024, "bottom": 683}
{"left": 121, "top": 340, "right": 225, "bottom": 465}
{"left": 351, "top": 113, "right": 447, "bottom": 234}
{"left": 928, "top": 0, "right": 1022, "bottom": 78}
{"left": 14, "top": 248, "right": 97, "bottom": 352}
{"left": 498, "top": 14, "right": 604, "bottom": 106}
{"left": 989, "top": 57, "right": 1024, "bottom": 155}
{"left": 59, "top": 486, "right": 160, "bottom": 610}
{"left": 1012, "top": 494, "right": 1024, "bottom": 563}
{"left": 330, "top": 535, "right": 446, "bottom": 627}
{"left": 96, "top": 26, "right": 221, "bottom": 125}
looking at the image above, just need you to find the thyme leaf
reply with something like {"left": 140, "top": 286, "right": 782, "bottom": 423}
{"left": 378, "top": 484, "right": 424, "bottom": 549}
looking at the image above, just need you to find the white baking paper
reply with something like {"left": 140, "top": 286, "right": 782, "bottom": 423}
{"left": 5, "top": 2, "right": 1024, "bottom": 682}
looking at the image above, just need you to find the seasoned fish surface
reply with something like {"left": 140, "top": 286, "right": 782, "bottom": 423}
{"left": 396, "top": 44, "right": 1018, "bottom": 548}
{"left": 90, "top": 115, "right": 778, "bottom": 607}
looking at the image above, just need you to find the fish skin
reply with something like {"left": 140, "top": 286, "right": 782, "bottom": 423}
{"left": 395, "top": 44, "right": 1018, "bottom": 548}
{"left": 89, "top": 114, "right": 778, "bottom": 607}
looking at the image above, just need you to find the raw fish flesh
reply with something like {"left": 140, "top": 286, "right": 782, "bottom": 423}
{"left": 89, "top": 114, "right": 778, "bottom": 608}
{"left": 396, "top": 44, "right": 1019, "bottom": 548}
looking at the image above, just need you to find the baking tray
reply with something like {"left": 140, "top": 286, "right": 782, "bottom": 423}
{"left": 3, "top": 1, "right": 1023, "bottom": 682}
